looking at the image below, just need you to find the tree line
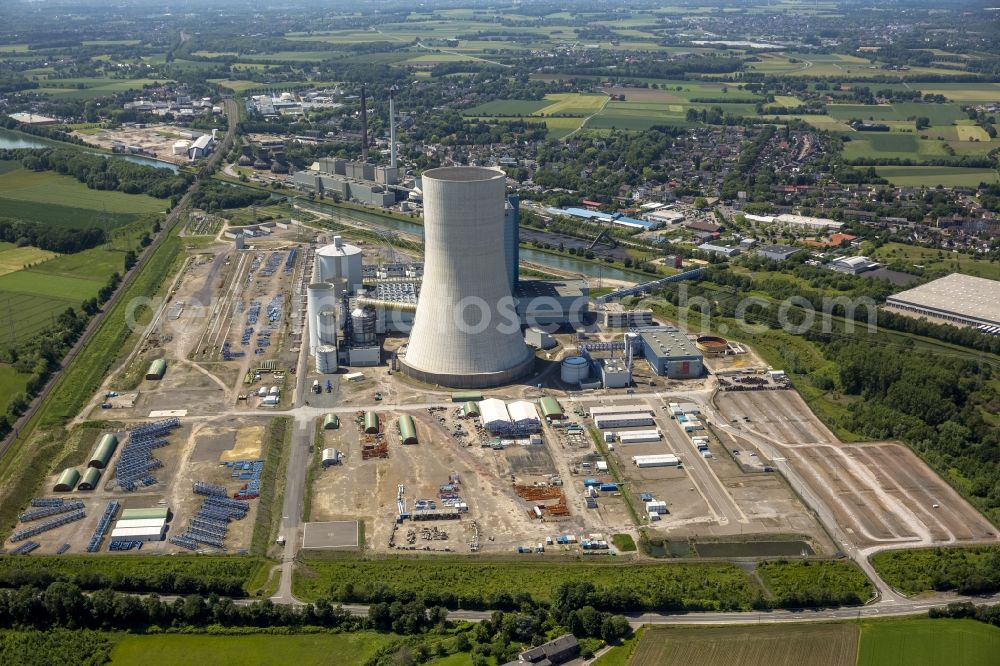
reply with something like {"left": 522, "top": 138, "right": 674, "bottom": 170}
{"left": 15, "top": 148, "right": 192, "bottom": 199}
{"left": 0, "top": 218, "right": 106, "bottom": 255}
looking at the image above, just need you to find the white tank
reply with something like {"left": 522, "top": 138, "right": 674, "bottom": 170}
{"left": 316, "top": 236, "right": 363, "bottom": 293}
{"left": 561, "top": 356, "right": 590, "bottom": 384}
{"left": 306, "top": 283, "right": 336, "bottom": 354}
{"left": 401, "top": 167, "right": 533, "bottom": 388}
{"left": 315, "top": 345, "right": 338, "bottom": 374}
{"left": 317, "top": 310, "right": 338, "bottom": 346}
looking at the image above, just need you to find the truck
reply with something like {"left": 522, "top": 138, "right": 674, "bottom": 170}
{"left": 275, "top": 535, "right": 286, "bottom": 546}
{"left": 312, "top": 380, "right": 321, "bottom": 394}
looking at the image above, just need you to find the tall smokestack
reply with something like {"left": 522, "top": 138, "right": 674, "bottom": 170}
{"left": 389, "top": 88, "right": 397, "bottom": 169}
{"left": 360, "top": 85, "right": 368, "bottom": 162}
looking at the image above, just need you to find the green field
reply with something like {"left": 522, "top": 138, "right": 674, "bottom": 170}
{"left": 0, "top": 167, "right": 163, "bottom": 218}
{"left": 31, "top": 77, "right": 172, "bottom": 99}
{"left": 827, "top": 103, "right": 967, "bottom": 125}
{"left": 0, "top": 246, "right": 58, "bottom": 276}
{"left": 292, "top": 557, "right": 760, "bottom": 610}
{"left": 0, "top": 366, "right": 29, "bottom": 402}
{"left": 871, "top": 242, "right": 1000, "bottom": 281}
{"left": 109, "top": 633, "right": 395, "bottom": 666}
{"left": 465, "top": 99, "right": 551, "bottom": 116}
{"left": 630, "top": 623, "right": 858, "bottom": 666}
{"left": 872, "top": 166, "right": 999, "bottom": 187}
{"left": 536, "top": 93, "right": 608, "bottom": 116}
{"left": 626, "top": 619, "right": 1000, "bottom": 666}
{"left": 857, "top": 618, "right": 1000, "bottom": 666}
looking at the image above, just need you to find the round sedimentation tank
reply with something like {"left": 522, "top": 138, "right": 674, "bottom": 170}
{"left": 400, "top": 167, "right": 534, "bottom": 388}
{"left": 560, "top": 356, "right": 590, "bottom": 384}
{"left": 351, "top": 307, "right": 377, "bottom": 346}
{"left": 306, "top": 283, "right": 337, "bottom": 354}
{"left": 317, "top": 310, "right": 338, "bottom": 346}
{"left": 695, "top": 335, "right": 729, "bottom": 356}
{"left": 316, "top": 236, "right": 363, "bottom": 292}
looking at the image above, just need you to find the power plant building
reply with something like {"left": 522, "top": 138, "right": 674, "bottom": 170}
{"left": 400, "top": 167, "right": 535, "bottom": 388}
{"left": 638, "top": 326, "right": 704, "bottom": 378}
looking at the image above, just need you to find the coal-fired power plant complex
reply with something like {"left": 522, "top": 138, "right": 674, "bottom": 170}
{"left": 303, "top": 165, "right": 593, "bottom": 386}
{"left": 400, "top": 167, "right": 535, "bottom": 388}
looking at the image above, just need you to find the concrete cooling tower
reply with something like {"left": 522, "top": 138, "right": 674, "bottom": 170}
{"left": 401, "top": 167, "right": 534, "bottom": 388}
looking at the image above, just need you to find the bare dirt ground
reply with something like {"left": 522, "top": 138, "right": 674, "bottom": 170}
{"left": 75, "top": 124, "right": 198, "bottom": 165}
{"left": 715, "top": 390, "right": 999, "bottom": 550}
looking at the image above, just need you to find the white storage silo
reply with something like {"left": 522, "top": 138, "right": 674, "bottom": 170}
{"left": 317, "top": 310, "right": 338, "bottom": 346}
{"left": 315, "top": 345, "right": 338, "bottom": 374}
{"left": 316, "top": 236, "right": 363, "bottom": 293}
{"left": 306, "top": 282, "right": 337, "bottom": 354}
{"left": 400, "top": 167, "right": 533, "bottom": 388}
{"left": 560, "top": 356, "right": 590, "bottom": 384}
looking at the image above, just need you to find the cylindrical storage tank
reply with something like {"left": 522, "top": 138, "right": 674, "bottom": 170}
{"left": 321, "top": 448, "right": 340, "bottom": 466}
{"left": 461, "top": 401, "right": 480, "bottom": 418}
{"left": 54, "top": 468, "right": 80, "bottom": 492}
{"left": 398, "top": 414, "right": 417, "bottom": 444}
{"left": 78, "top": 467, "right": 102, "bottom": 491}
{"left": 315, "top": 236, "right": 363, "bottom": 293}
{"left": 315, "top": 345, "right": 338, "bottom": 374}
{"left": 322, "top": 414, "right": 340, "bottom": 430}
{"left": 351, "top": 308, "right": 377, "bottom": 346}
{"left": 317, "top": 310, "right": 338, "bottom": 346}
{"left": 363, "top": 411, "right": 380, "bottom": 434}
{"left": 561, "top": 356, "right": 590, "bottom": 384}
{"left": 306, "top": 282, "right": 336, "bottom": 354}
{"left": 401, "top": 167, "right": 533, "bottom": 388}
{"left": 88, "top": 433, "right": 118, "bottom": 469}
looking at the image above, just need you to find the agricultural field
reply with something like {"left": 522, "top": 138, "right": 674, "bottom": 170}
{"left": 109, "top": 633, "right": 396, "bottom": 666}
{"left": 871, "top": 242, "right": 1000, "bottom": 281}
{"left": 630, "top": 623, "right": 859, "bottom": 666}
{"left": 0, "top": 166, "right": 164, "bottom": 224}
{"left": 826, "top": 103, "right": 967, "bottom": 125}
{"left": 465, "top": 99, "right": 550, "bottom": 116}
{"left": 0, "top": 245, "right": 58, "bottom": 276}
{"left": 857, "top": 618, "right": 1000, "bottom": 666}
{"left": 872, "top": 166, "right": 999, "bottom": 188}
{"left": 28, "top": 77, "right": 173, "bottom": 99}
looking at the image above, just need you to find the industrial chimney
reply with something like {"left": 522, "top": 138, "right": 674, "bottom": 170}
{"left": 360, "top": 85, "right": 368, "bottom": 162}
{"left": 389, "top": 87, "right": 397, "bottom": 169}
{"left": 400, "top": 167, "right": 534, "bottom": 388}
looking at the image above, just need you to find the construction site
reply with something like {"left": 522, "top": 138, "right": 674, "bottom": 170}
{"left": 4, "top": 164, "right": 996, "bottom": 569}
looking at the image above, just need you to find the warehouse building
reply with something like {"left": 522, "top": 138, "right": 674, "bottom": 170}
{"left": 885, "top": 273, "right": 1000, "bottom": 329}
{"left": 828, "top": 255, "right": 878, "bottom": 274}
{"left": 594, "top": 412, "right": 656, "bottom": 429}
{"left": 538, "top": 396, "right": 564, "bottom": 420}
{"left": 398, "top": 415, "right": 418, "bottom": 445}
{"left": 145, "top": 359, "right": 166, "bottom": 380}
{"left": 88, "top": 434, "right": 119, "bottom": 469}
{"left": 757, "top": 244, "right": 801, "bottom": 262}
{"left": 78, "top": 467, "right": 102, "bottom": 491}
{"left": 638, "top": 326, "right": 704, "bottom": 378}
